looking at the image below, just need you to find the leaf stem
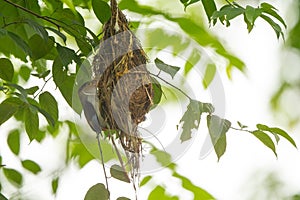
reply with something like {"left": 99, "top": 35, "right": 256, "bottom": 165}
{"left": 230, "top": 126, "right": 252, "bottom": 133}
{"left": 150, "top": 72, "right": 192, "bottom": 100}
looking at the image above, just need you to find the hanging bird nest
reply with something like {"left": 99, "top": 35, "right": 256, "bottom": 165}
{"left": 92, "top": 0, "right": 154, "bottom": 178}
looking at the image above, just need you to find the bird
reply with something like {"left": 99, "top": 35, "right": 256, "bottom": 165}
{"left": 78, "top": 80, "right": 106, "bottom": 134}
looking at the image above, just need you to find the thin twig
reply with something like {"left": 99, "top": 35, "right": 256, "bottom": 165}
{"left": 2, "top": 0, "right": 61, "bottom": 29}
{"left": 96, "top": 132, "right": 109, "bottom": 193}
{"left": 33, "top": 76, "right": 53, "bottom": 99}
{"left": 150, "top": 72, "right": 192, "bottom": 100}
{"left": 230, "top": 126, "right": 252, "bottom": 133}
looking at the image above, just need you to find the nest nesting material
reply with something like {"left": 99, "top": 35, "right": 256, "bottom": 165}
{"left": 91, "top": 0, "right": 153, "bottom": 177}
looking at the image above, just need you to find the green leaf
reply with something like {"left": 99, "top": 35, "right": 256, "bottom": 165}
{"left": 7, "top": 130, "right": 20, "bottom": 156}
{"left": 151, "top": 77, "right": 162, "bottom": 106}
{"left": 179, "top": 100, "right": 213, "bottom": 142}
{"left": 70, "top": 141, "right": 94, "bottom": 167}
{"left": 0, "top": 97, "right": 22, "bottom": 125}
{"left": 260, "top": 14, "right": 284, "bottom": 39}
{"left": 45, "top": 27, "right": 67, "bottom": 43}
{"left": 202, "top": 63, "right": 216, "bottom": 89}
{"left": 0, "top": 193, "right": 8, "bottom": 200}
{"left": 154, "top": 58, "right": 180, "bottom": 79}
{"left": 181, "top": 0, "right": 201, "bottom": 9}
{"left": 140, "top": 176, "right": 152, "bottom": 187}
{"left": 4, "top": 83, "right": 28, "bottom": 100}
{"left": 256, "top": 124, "right": 280, "bottom": 144}
{"left": 25, "top": 19, "right": 49, "bottom": 41}
{"left": 110, "top": 165, "right": 130, "bottom": 183}
{"left": 269, "top": 127, "right": 297, "bottom": 148}
{"left": 237, "top": 121, "right": 247, "bottom": 129}
{"left": 31, "top": 70, "right": 51, "bottom": 79}
{"left": 151, "top": 148, "right": 172, "bottom": 167}
{"left": 52, "top": 58, "right": 77, "bottom": 111}
{"left": 173, "top": 172, "right": 214, "bottom": 200}
{"left": 28, "top": 34, "right": 54, "bottom": 60}
{"left": 26, "top": 86, "right": 39, "bottom": 95}
{"left": 148, "top": 185, "right": 179, "bottom": 200}
{"left": 180, "top": 0, "right": 189, "bottom": 4}
{"left": 52, "top": 177, "right": 59, "bottom": 195}
{"left": 207, "top": 115, "right": 231, "bottom": 161}
{"left": 56, "top": 44, "right": 77, "bottom": 66}
{"left": 84, "top": 183, "right": 109, "bottom": 200}
{"left": 201, "top": 0, "right": 217, "bottom": 22}
{"left": 24, "top": 107, "right": 39, "bottom": 142}
{"left": 51, "top": 8, "right": 87, "bottom": 38}
{"left": 212, "top": 5, "right": 244, "bottom": 23}
{"left": 35, "top": 107, "right": 55, "bottom": 127}
{"left": 7, "top": 31, "right": 32, "bottom": 57}
{"left": 0, "top": 58, "right": 14, "bottom": 81}
{"left": 252, "top": 130, "right": 277, "bottom": 157}
{"left": 245, "top": 5, "right": 262, "bottom": 26}
{"left": 256, "top": 124, "right": 297, "bottom": 148}
{"left": 35, "top": 130, "right": 46, "bottom": 143}
{"left": 3, "top": 168, "right": 23, "bottom": 187}
{"left": 61, "top": 0, "right": 76, "bottom": 13}
{"left": 75, "top": 37, "right": 92, "bottom": 56}
{"left": 202, "top": 103, "right": 215, "bottom": 113}
{"left": 117, "top": 197, "right": 130, "bottom": 200}
{"left": 21, "top": 160, "right": 41, "bottom": 174}
{"left": 260, "top": 3, "right": 286, "bottom": 28}
{"left": 47, "top": 122, "right": 60, "bottom": 137}
{"left": 39, "top": 91, "right": 59, "bottom": 124}
{"left": 32, "top": 59, "right": 47, "bottom": 74}
{"left": 19, "top": 65, "right": 31, "bottom": 81}
{"left": 92, "top": 0, "right": 111, "bottom": 24}
{"left": 184, "top": 49, "right": 201, "bottom": 75}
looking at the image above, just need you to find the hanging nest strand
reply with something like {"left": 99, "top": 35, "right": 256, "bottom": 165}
{"left": 92, "top": 0, "right": 154, "bottom": 179}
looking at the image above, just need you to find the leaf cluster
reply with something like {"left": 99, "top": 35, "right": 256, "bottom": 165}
{"left": 181, "top": 0, "right": 286, "bottom": 39}
{"left": 0, "top": 0, "right": 296, "bottom": 199}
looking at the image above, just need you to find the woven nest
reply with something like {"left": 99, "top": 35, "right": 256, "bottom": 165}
{"left": 92, "top": 0, "right": 153, "bottom": 175}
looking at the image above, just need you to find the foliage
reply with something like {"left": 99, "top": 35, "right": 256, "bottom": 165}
{"left": 0, "top": 0, "right": 296, "bottom": 199}
{"left": 270, "top": 0, "right": 300, "bottom": 127}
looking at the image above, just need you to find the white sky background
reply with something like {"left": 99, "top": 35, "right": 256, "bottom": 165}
{"left": 1, "top": 0, "right": 300, "bottom": 199}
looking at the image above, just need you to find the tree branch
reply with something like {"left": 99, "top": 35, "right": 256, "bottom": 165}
{"left": 2, "top": 0, "right": 61, "bottom": 29}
